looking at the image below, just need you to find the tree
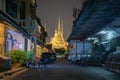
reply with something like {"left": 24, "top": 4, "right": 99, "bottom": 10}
{"left": 54, "top": 48, "right": 66, "bottom": 55}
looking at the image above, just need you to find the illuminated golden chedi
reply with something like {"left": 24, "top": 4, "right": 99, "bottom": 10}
{"left": 50, "top": 18, "right": 67, "bottom": 50}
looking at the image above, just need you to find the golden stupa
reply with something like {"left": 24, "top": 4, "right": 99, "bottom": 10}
{"left": 50, "top": 17, "right": 68, "bottom": 50}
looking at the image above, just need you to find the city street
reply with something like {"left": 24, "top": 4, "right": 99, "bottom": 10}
{"left": 0, "top": 1, "right": 120, "bottom": 80}
{"left": 4, "top": 62, "right": 120, "bottom": 80}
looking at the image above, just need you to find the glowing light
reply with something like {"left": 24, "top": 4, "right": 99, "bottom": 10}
{"left": 97, "top": 30, "right": 109, "bottom": 35}
{"left": 87, "top": 37, "right": 97, "bottom": 40}
{"left": 106, "top": 31, "right": 114, "bottom": 40}
{"left": 50, "top": 17, "right": 68, "bottom": 50}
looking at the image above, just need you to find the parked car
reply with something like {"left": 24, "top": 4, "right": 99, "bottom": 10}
{"left": 41, "top": 52, "right": 56, "bottom": 64}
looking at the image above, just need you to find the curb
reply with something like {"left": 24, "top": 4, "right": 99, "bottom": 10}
{"left": 0, "top": 67, "right": 26, "bottom": 79}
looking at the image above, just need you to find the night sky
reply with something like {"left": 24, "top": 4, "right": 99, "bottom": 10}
{"left": 36, "top": 0, "right": 84, "bottom": 41}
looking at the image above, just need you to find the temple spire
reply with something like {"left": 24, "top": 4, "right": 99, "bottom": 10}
{"left": 61, "top": 20, "right": 63, "bottom": 34}
{"left": 61, "top": 20, "right": 64, "bottom": 38}
{"left": 44, "top": 23, "right": 47, "bottom": 31}
{"left": 50, "top": 17, "right": 68, "bottom": 50}
{"left": 58, "top": 17, "right": 61, "bottom": 33}
{"left": 54, "top": 29, "right": 57, "bottom": 37}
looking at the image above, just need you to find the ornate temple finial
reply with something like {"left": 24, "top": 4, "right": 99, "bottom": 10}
{"left": 44, "top": 23, "right": 47, "bottom": 31}
{"left": 58, "top": 17, "right": 61, "bottom": 33}
{"left": 54, "top": 29, "right": 58, "bottom": 37}
{"left": 61, "top": 20, "right": 64, "bottom": 35}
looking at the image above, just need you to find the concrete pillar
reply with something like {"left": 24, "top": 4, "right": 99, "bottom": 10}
{"left": 24, "top": 38, "right": 28, "bottom": 51}
{"left": 27, "top": 39, "right": 31, "bottom": 51}
{"left": 33, "top": 37, "right": 37, "bottom": 60}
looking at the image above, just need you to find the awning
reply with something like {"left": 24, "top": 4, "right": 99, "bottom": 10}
{"left": 0, "top": 10, "right": 33, "bottom": 40}
{"left": 68, "top": 0, "right": 120, "bottom": 41}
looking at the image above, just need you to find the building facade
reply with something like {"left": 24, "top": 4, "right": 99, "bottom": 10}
{"left": 0, "top": 0, "right": 47, "bottom": 58}
{"left": 0, "top": 0, "right": 35, "bottom": 57}
{"left": 68, "top": 0, "right": 120, "bottom": 72}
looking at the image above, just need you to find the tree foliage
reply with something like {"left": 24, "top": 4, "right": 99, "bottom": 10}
{"left": 54, "top": 48, "right": 66, "bottom": 55}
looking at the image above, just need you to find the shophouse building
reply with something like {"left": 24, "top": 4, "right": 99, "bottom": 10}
{"left": 0, "top": 0, "right": 48, "bottom": 59}
{"left": 68, "top": 0, "right": 120, "bottom": 72}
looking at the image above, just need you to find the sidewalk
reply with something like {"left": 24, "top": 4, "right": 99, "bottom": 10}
{"left": 0, "top": 67, "right": 26, "bottom": 79}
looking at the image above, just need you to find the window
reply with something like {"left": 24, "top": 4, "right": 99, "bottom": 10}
{"left": 20, "top": 1, "right": 25, "bottom": 19}
{"left": 6, "top": 0, "right": 17, "bottom": 18}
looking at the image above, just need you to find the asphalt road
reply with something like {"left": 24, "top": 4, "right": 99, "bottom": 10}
{"left": 4, "top": 62, "right": 120, "bottom": 80}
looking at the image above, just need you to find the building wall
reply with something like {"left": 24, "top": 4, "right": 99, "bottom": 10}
{"left": 0, "top": 23, "right": 5, "bottom": 56}
{"left": 0, "top": 0, "right": 44, "bottom": 58}
{"left": 0, "top": 0, "right": 6, "bottom": 11}
{"left": 36, "top": 45, "right": 42, "bottom": 58}
{"left": 68, "top": 40, "right": 92, "bottom": 61}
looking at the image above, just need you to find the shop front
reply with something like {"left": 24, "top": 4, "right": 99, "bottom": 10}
{"left": 6, "top": 27, "right": 25, "bottom": 52}
{"left": 0, "top": 11, "right": 34, "bottom": 71}
{"left": 0, "top": 22, "right": 28, "bottom": 56}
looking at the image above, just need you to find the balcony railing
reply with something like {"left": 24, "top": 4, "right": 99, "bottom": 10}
{"left": 12, "top": 18, "right": 25, "bottom": 27}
